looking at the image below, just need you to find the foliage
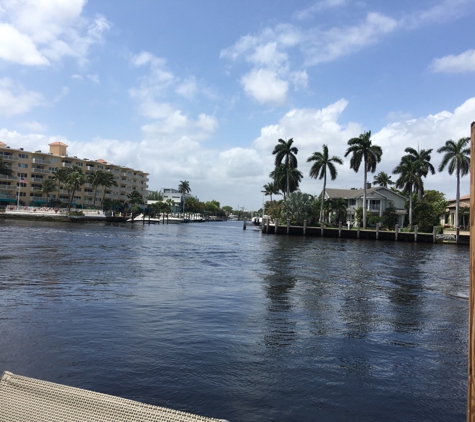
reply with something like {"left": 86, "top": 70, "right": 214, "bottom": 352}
{"left": 373, "top": 171, "right": 394, "bottom": 187}
{"left": 412, "top": 190, "right": 448, "bottom": 233}
{"left": 328, "top": 198, "right": 347, "bottom": 224}
{"left": 263, "top": 181, "right": 281, "bottom": 202}
{"left": 265, "top": 200, "right": 283, "bottom": 220}
{"left": 127, "top": 189, "right": 144, "bottom": 206}
{"left": 147, "top": 190, "right": 164, "bottom": 201}
{"left": 367, "top": 214, "right": 381, "bottom": 226}
{"left": 178, "top": 180, "right": 191, "bottom": 213}
{"left": 38, "top": 178, "right": 56, "bottom": 206}
{"left": 270, "top": 164, "right": 303, "bottom": 198}
{"left": 222, "top": 205, "right": 233, "bottom": 215}
{"left": 381, "top": 201, "right": 398, "bottom": 229}
{"left": 393, "top": 156, "right": 421, "bottom": 228}
{"left": 402, "top": 147, "right": 435, "bottom": 198}
{"left": 354, "top": 207, "right": 363, "bottom": 225}
{"left": 281, "top": 192, "right": 314, "bottom": 225}
{"left": 185, "top": 196, "right": 205, "bottom": 213}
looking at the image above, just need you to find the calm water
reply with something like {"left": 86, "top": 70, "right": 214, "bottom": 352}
{"left": 0, "top": 220, "right": 469, "bottom": 421}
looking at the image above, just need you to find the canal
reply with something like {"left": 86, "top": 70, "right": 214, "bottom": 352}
{"left": 0, "top": 220, "right": 468, "bottom": 421}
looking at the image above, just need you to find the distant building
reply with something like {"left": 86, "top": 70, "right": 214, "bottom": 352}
{"left": 0, "top": 141, "right": 148, "bottom": 207}
{"left": 324, "top": 184, "right": 407, "bottom": 226}
{"left": 147, "top": 188, "right": 194, "bottom": 213}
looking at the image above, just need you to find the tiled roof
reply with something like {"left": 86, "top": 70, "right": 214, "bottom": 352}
{"left": 48, "top": 142, "right": 68, "bottom": 146}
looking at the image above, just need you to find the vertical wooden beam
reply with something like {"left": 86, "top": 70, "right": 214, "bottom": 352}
{"left": 468, "top": 121, "right": 475, "bottom": 421}
{"left": 303, "top": 219, "right": 307, "bottom": 235}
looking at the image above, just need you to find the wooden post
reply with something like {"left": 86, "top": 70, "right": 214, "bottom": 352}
{"left": 376, "top": 223, "right": 379, "bottom": 240}
{"left": 339, "top": 221, "right": 342, "bottom": 238}
{"left": 357, "top": 222, "right": 360, "bottom": 239}
{"left": 457, "top": 226, "right": 460, "bottom": 244}
{"left": 433, "top": 226, "right": 437, "bottom": 243}
{"left": 266, "top": 218, "right": 270, "bottom": 233}
{"left": 275, "top": 219, "right": 278, "bottom": 234}
{"left": 320, "top": 222, "right": 324, "bottom": 236}
{"left": 414, "top": 225, "right": 418, "bottom": 243}
{"left": 243, "top": 218, "right": 246, "bottom": 230}
{"left": 395, "top": 224, "right": 399, "bottom": 241}
{"left": 303, "top": 219, "right": 307, "bottom": 235}
{"left": 467, "top": 121, "right": 475, "bottom": 421}
{"left": 287, "top": 218, "right": 290, "bottom": 234}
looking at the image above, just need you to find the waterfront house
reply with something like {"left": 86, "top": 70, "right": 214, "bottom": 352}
{"left": 0, "top": 141, "right": 148, "bottom": 207}
{"left": 324, "top": 183, "right": 407, "bottom": 226}
{"left": 445, "top": 194, "right": 470, "bottom": 228}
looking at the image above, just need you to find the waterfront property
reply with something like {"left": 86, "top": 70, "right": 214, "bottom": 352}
{"left": 444, "top": 193, "right": 470, "bottom": 228}
{"left": 324, "top": 184, "right": 407, "bottom": 226}
{"left": 0, "top": 141, "right": 148, "bottom": 207}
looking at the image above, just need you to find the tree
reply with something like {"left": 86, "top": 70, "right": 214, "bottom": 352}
{"left": 403, "top": 147, "right": 435, "bottom": 200}
{"left": 64, "top": 166, "right": 86, "bottom": 211}
{"left": 393, "top": 156, "right": 421, "bottom": 229}
{"left": 281, "top": 192, "right": 314, "bottom": 225}
{"left": 381, "top": 201, "right": 398, "bottom": 229}
{"left": 307, "top": 144, "right": 343, "bottom": 223}
{"left": 272, "top": 138, "right": 298, "bottom": 198}
{"left": 39, "top": 179, "right": 56, "bottom": 206}
{"left": 263, "top": 182, "right": 280, "bottom": 202}
{"left": 51, "top": 168, "right": 70, "bottom": 206}
{"left": 437, "top": 137, "right": 470, "bottom": 228}
{"left": 88, "top": 170, "right": 106, "bottom": 207}
{"left": 345, "top": 131, "right": 382, "bottom": 228}
{"left": 147, "top": 190, "right": 164, "bottom": 201}
{"left": 270, "top": 164, "right": 303, "bottom": 199}
{"left": 373, "top": 171, "right": 394, "bottom": 188}
{"left": 412, "top": 190, "right": 447, "bottom": 233}
{"left": 0, "top": 156, "right": 12, "bottom": 176}
{"left": 328, "top": 198, "right": 347, "bottom": 224}
{"left": 178, "top": 180, "right": 191, "bottom": 214}
{"left": 127, "top": 189, "right": 144, "bottom": 207}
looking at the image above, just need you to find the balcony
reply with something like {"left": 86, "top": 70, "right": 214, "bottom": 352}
{"left": 62, "top": 162, "right": 73, "bottom": 168}
{"left": 0, "top": 174, "right": 16, "bottom": 181}
{"left": 1, "top": 155, "right": 18, "bottom": 161}
{"left": 32, "top": 157, "right": 51, "bottom": 164}
{"left": 31, "top": 177, "right": 45, "bottom": 182}
{"left": 31, "top": 168, "right": 51, "bottom": 175}
{"left": 0, "top": 184, "right": 15, "bottom": 191}
{"left": 0, "top": 194, "right": 16, "bottom": 199}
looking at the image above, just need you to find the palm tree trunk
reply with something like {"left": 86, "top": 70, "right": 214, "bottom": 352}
{"left": 320, "top": 172, "right": 326, "bottom": 224}
{"left": 409, "top": 185, "right": 413, "bottom": 229}
{"left": 286, "top": 161, "right": 290, "bottom": 198}
{"left": 455, "top": 168, "right": 460, "bottom": 228}
{"left": 363, "top": 162, "right": 367, "bottom": 229}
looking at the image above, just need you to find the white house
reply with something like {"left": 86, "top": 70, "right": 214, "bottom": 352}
{"left": 324, "top": 184, "right": 407, "bottom": 226}
{"left": 147, "top": 188, "right": 194, "bottom": 213}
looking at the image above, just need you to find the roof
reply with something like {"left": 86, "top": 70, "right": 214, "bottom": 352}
{"left": 48, "top": 142, "right": 68, "bottom": 146}
{"left": 325, "top": 186, "right": 406, "bottom": 200}
{"left": 447, "top": 194, "right": 470, "bottom": 204}
{"left": 0, "top": 141, "right": 6, "bottom": 147}
{"left": 96, "top": 158, "right": 108, "bottom": 163}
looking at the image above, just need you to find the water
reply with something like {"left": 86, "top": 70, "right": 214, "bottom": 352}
{"left": 0, "top": 220, "right": 469, "bottom": 421}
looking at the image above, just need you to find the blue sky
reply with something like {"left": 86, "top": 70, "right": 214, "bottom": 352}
{"left": 1, "top": 0, "right": 474, "bottom": 210}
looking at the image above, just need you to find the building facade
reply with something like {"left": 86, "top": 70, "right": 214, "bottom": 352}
{"left": 0, "top": 141, "right": 148, "bottom": 207}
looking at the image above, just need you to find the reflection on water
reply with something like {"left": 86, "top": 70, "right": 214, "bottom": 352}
{"left": 0, "top": 220, "right": 469, "bottom": 421}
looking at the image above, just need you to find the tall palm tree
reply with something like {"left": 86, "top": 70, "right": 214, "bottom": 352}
{"left": 393, "top": 156, "right": 421, "bottom": 229}
{"left": 272, "top": 138, "right": 298, "bottom": 198}
{"left": 51, "top": 168, "right": 70, "bottom": 205}
{"left": 403, "top": 147, "right": 435, "bottom": 200}
{"left": 178, "top": 180, "right": 191, "bottom": 215}
{"left": 307, "top": 144, "right": 343, "bottom": 223}
{"left": 437, "top": 137, "right": 470, "bottom": 228}
{"left": 39, "top": 179, "right": 56, "bottom": 207}
{"left": 270, "top": 164, "right": 303, "bottom": 199}
{"left": 0, "top": 156, "right": 12, "bottom": 176}
{"left": 345, "top": 131, "right": 382, "bottom": 228}
{"left": 373, "top": 171, "right": 394, "bottom": 188}
{"left": 88, "top": 170, "right": 107, "bottom": 207}
{"left": 263, "top": 182, "right": 280, "bottom": 202}
{"left": 65, "top": 166, "right": 86, "bottom": 211}
{"left": 100, "top": 172, "right": 118, "bottom": 207}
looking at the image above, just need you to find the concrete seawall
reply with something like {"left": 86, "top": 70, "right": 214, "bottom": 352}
{"left": 261, "top": 222, "right": 469, "bottom": 245}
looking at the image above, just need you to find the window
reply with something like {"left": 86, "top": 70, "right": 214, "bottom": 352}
{"left": 18, "top": 163, "right": 28, "bottom": 168}
{"left": 17, "top": 173, "right": 27, "bottom": 178}
{"left": 348, "top": 199, "right": 356, "bottom": 206}
{"left": 18, "top": 153, "right": 28, "bottom": 159}
{"left": 50, "top": 158, "right": 58, "bottom": 163}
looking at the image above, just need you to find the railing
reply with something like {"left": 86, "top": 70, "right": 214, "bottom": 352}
{"left": 0, "top": 175, "right": 16, "bottom": 181}
{"left": 31, "top": 168, "right": 50, "bottom": 174}
{"left": 31, "top": 177, "right": 45, "bottom": 182}
{"left": 0, "top": 194, "right": 16, "bottom": 199}
{"left": 0, "top": 185, "right": 15, "bottom": 191}
{"left": 368, "top": 206, "right": 380, "bottom": 212}
{"left": 32, "top": 157, "right": 51, "bottom": 164}
{"left": 1, "top": 155, "right": 18, "bottom": 161}
{"left": 62, "top": 163, "right": 73, "bottom": 168}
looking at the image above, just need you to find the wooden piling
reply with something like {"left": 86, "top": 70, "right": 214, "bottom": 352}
{"left": 321, "top": 222, "right": 324, "bottom": 236}
{"left": 287, "top": 219, "right": 290, "bottom": 234}
{"left": 467, "top": 121, "right": 475, "bottom": 421}
{"left": 433, "top": 226, "right": 437, "bottom": 243}
{"left": 357, "top": 222, "right": 360, "bottom": 239}
{"left": 414, "top": 226, "right": 418, "bottom": 242}
{"left": 338, "top": 221, "right": 342, "bottom": 238}
{"left": 275, "top": 219, "right": 278, "bottom": 234}
{"left": 266, "top": 218, "right": 270, "bottom": 233}
{"left": 395, "top": 224, "right": 399, "bottom": 241}
{"left": 243, "top": 218, "right": 246, "bottom": 230}
{"left": 376, "top": 223, "right": 379, "bottom": 240}
{"left": 303, "top": 220, "right": 307, "bottom": 235}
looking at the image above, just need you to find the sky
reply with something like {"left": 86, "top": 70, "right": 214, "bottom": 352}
{"left": 1, "top": 0, "right": 475, "bottom": 210}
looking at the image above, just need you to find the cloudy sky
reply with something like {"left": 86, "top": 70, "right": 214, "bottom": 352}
{"left": 1, "top": 0, "right": 474, "bottom": 209}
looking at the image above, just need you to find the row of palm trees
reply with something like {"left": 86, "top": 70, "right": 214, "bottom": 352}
{"left": 266, "top": 132, "right": 470, "bottom": 229}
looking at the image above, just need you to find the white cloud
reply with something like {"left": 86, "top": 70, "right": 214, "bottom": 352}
{"left": 87, "top": 74, "right": 100, "bottom": 84}
{"left": 0, "top": 78, "right": 45, "bottom": 116}
{"left": 430, "top": 49, "right": 475, "bottom": 73}
{"left": 293, "top": 0, "right": 347, "bottom": 20}
{"left": 20, "top": 121, "right": 48, "bottom": 132}
{"left": 0, "top": 0, "right": 109, "bottom": 66}
{"left": 241, "top": 69, "right": 288, "bottom": 105}
{"left": 175, "top": 77, "right": 198, "bottom": 100}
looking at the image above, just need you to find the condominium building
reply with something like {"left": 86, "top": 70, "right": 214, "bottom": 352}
{"left": 0, "top": 141, "right": 148, "bottom": 207}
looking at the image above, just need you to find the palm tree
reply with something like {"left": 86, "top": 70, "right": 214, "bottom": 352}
{"left": 345, "top": 131, "right": 383, "bottom": 228}
{"left": 373, "top": 171, "right": 394, "bottom": 188}
{"left": 51, "top": 168, "right": 70, "bottom": 206}
{"left": 437, "top": 137, "right": 470, "bottom": 228}
{"left": 329, "top": 198, "right": 347, "bottom": 224}
{"left": 88, "top": 170, "right": 108, "bottom": 207}
{"left": 403, "top": 147, "right": 435, "bottom": 200}
{"left": 263, "top": 182, "right": 280, "bottom": 202}
{"left": 270, "top": 164, "right": 303, "bottom": 199}
{"left": 307, "top": 144, "right": 343, "bottom": 223}
{"left": 64, "top": 166, "right": 86, "bottom": 211}
{"left": 272, "top": 138, "right": 298, "bottom": 198}
{"left": 39, "top": 179, "right": 56, "bottom": 207}
{"left": 0, "top": 156, "right": 12, "bottom": 176}
{"left": 178, "top": 180, "right": 191, "bottom": 215}
{"left": 100, "top": 172, "right": 118, "bottom": 207}
{"left": 393, "top": 156, "right": 421, "bottom": 229}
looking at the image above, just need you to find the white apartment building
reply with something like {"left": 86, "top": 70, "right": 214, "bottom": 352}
{"left": 0, "top": 141, "right": 148, "bottom": 207}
